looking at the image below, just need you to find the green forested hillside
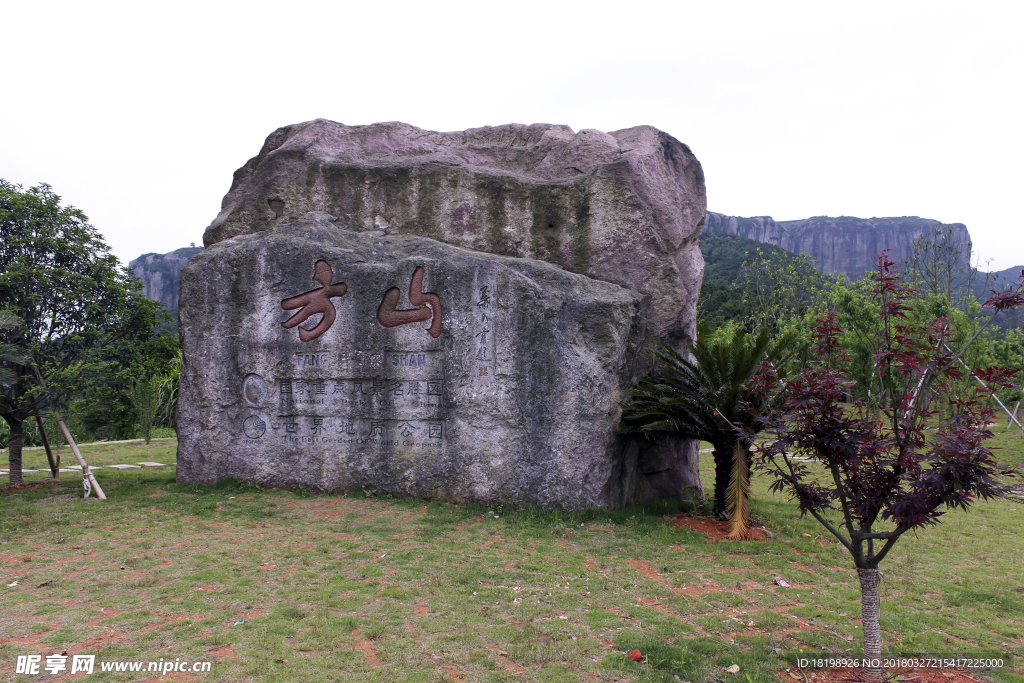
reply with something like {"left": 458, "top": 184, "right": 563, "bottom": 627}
{"left": 697, "top": 233, "right": 818, "bottom": 329}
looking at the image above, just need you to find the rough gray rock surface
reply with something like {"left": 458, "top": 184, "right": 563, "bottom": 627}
{"left": 704, "top": 212, "right": 972, "bottom": 279}
{"left": 177, "top": 216, "right": 649, "bottom": 509}
{"left": 203, "top": 120, "right": 706, "bottom": 349}
{"left": 130, "top": 247, "right": 204, "bottom": 315}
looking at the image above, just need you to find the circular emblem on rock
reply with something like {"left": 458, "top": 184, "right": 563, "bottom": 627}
{"left": 242, "top": 374, "right": 268, "bottom": 405}
{"left": 243, "top": 415, "right": 267, "bottom": 439}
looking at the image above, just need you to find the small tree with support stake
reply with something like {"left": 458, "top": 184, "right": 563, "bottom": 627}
{"left": 754, "top": 255, "right": 1023, "bottom": 683}
{"left": 1, "top": 180, "right": 162, "bottom": 488}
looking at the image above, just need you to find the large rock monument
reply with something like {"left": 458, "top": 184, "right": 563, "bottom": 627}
{"left": 177, "top": 120, "right": 707, "bottom": 509}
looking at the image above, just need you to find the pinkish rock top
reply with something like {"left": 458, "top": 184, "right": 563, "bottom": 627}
{"left": 204, "top": 119, "right": 706, "bottom": 347}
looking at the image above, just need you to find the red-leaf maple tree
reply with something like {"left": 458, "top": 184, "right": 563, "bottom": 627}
{"left": 754, "top": 254, "right": 1023, "bottom": 683}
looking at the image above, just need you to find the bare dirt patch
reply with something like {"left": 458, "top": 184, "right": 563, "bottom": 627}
{"left": 670, "top": 513, "right": 771, "bottom": 541}
{"left": 356, "top": 638, "right": 380, "bottom": 666}
{"left": 2, "top": 480, "right": 59, "bottom": 493}
{"left": 208, "top": 645, "right": 237, "bottom": 660}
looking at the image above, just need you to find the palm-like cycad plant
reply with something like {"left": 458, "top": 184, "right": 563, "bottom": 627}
{"left": 622, "top": 326, "right": 795, "bottom": 521}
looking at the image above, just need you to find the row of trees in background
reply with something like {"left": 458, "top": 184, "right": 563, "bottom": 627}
{"left": 0, "top": 181, "right": 181, "bottom": 484}
{"left": 695, "top": 230, "right": 1024, "bottom": 410}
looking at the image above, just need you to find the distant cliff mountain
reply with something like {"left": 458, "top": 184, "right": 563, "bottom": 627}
{"left": 129, "top": 246, "right": 203, "bottom": 325}
{"left": 704, "top": 212, "right": 972, "bottom": 280}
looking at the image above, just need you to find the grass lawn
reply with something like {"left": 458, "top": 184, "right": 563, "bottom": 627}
{"left": 1, "top": 428, "right": 1022, "bottom": 682}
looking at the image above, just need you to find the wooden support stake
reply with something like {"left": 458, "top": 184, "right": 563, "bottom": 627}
{"left": 1010, "top": 402, "right": 1020, "bottom": 430}
{"left": 942, "top": 344, "right": 1024, "bottom": 431}
{"left": 34, "top": 411, "right": 58, "bottom": 478}
{"left": 29, "top": 365, "right": 105, "bottom": 500}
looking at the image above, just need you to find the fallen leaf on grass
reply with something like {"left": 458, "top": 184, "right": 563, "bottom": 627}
{"left": 627, "top": 650, "right": 643, "bottom": 662}
{"left": 725, "top": 664, "right": 740, "bottom": 673}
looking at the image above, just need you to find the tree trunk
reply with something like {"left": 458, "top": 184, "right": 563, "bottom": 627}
{"left": 857, "top": 567, "right": 883, "bottom": 683}
{"left": 711, "top": 443, "right": 732, "bottom": 519}
{"left": 8, "top": 419, "right": 23, "bottom": 486}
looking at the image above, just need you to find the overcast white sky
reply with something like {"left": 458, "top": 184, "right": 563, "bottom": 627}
{"left": 2, "top": 1, "right": 1022, "bottom": 270}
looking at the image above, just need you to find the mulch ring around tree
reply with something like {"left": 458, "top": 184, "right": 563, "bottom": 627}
{"left": 2, "top": 479, "right": 60, "bottom": 493}
{"left": 782, "top": 665, "right": 992, "bottom": 683}
{"left": 668, "top": 513, "right": 772, "bottom": 541}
